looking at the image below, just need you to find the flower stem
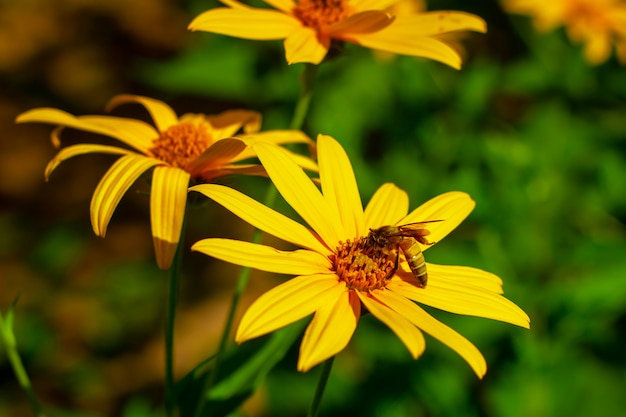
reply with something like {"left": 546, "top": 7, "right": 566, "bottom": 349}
{"left": 165, "top": 228, "right": 185, "bottom": 417}
{"left": 290, "top": 63, "right": 318, "bottom": 131}
{"left": 193, "top": 62, "right": 320, "bottom": 416}
{"left": 307, "top": 357, "right": 335, "bottom": 417}
{"left": 0, "top": 313, "right": 47, "bottom": 417}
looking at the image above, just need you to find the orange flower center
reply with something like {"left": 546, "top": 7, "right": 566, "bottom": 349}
{"left": 149, "top": 122, "right": 212, "bottom": 169}
{"left": 292, "top": 0, "right": 352, "bottom": 30}
{"left": 332, "top": 236, "right": 397, "bottom": 292}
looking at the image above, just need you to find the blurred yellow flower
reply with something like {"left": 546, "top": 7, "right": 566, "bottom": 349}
{"left": 16, "top": 94, "right": 314, "bottom": 270}
{"left": 503, "top": 0, "right": 626, "bottom": 64}
{"left": 188, "top": 0, "right": 486, "bottom": 68}
{"left": 191, "top": 134, "right": 529, "bottom": 375}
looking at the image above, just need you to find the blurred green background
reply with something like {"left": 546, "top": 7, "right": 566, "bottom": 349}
{"left": 1, "top": 0, "right": 625, "bottom": 416}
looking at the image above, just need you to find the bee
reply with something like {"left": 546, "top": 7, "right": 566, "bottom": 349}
{"left": 367, "top": 221, "right": 442, "bottom": 288}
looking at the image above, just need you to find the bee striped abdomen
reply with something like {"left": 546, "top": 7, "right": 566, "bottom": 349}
{"left": 399, "top": 238, "right": 428, "bottom": 288}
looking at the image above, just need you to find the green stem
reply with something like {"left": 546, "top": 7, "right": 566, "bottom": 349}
{"left": 193, "top": 62, "right": 319, "bottom": 417}
{"left": 165, "top": 225, "right": 186, "bottom": 417}
{"left": 0, "top": 314, "right": 47, "bottom": 417}
{"left": 290, "top": 63, "right": 319, "bottom": 131}
{"left": 307, "top": 357, "right": 335, "bottom": 417}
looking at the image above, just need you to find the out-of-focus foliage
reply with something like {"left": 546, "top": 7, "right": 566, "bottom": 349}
{"left": 1, "top": 0, "right": 625, "bottom": 416}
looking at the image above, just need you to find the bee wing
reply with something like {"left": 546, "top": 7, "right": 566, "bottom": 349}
{"left": 398, "top": 221, "right": 443, "bottom": 243}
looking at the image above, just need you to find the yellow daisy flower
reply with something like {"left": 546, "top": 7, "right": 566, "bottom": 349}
{"left": 191, "top": 134, "right": 529, "bottom": 375}
{"left": 16, "top": 94, "right": 315, "bottom": 270}
{"left": 503, "top": 0, "right": 626, "bottom": 65}
{"left": 188, "top": 0, "right": 487, "bottom": 68}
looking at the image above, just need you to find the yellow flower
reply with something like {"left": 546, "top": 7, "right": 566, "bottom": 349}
{"left": 503, "top": 0, "right": 626, "bottom": 65}
{"left": 16, "top": 94, "right": 315, "bottom": 270}
{"left": 191, "top": 134, "right": 529, "bottom": 375}
{"left": 188, "top": 0, "right": 486, "bottom": 68}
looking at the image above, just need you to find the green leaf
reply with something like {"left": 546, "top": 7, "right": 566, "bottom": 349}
{"left": 175, "top": 318, "right": 307, "bottom": 417}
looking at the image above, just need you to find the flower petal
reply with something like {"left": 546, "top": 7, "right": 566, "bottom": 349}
{"left": 349, "top": 31, "right": 465, "bottom": 69}
{"left": 284, "top": 26, "right": 330, "bottom": 64}
{"left": 90, "top": 154, "right": 162, "bottom": 237}
{"left": 376, "top": 289, "right": 487, "bottom": 378}
{"left": 363, "top": 183, "right": 409, "bottom": 229}
{"left": 253, "top": 141, "right": 343, "bottom": 249}
{"left": 186, "top": 138, "right": 247, "bottom": 177}
{"left": 44, "top": 144, "right": 134, "bottom": 180}
{"left": 150, "top": 166, "right": 190, "bottom": 270}
{"left": 317, "top": 134, "right": 365, "bottom": 240}
{"left": 196, "top": 164, "right": 266, "bottom": 180}
{"left": 73, "top": 116, "right": 157, "bottom": 153}
{"left": 189, "top": 184, "right": 329, "bottom": 254}
{"left": 298, "top": 290, "right": 360, "bottom": 372}
{"left": 204, "top": 109, "right": 262, "bottom": 138}
{"left": 358, "top": 291, "right": 426, "bottom": 359}
{"left": 236, "top": 274, "right": 343, "bottom": 341}
{"left": 236, "top": 129, "right": 315, "bottom": 149}
{"left": 388, "top": 268, "right": 530, "bottom": 328}
{"left": 390, "top": 12, "right": 486, "bottom": 37}
{"left": 399, "top": 191, "right": 474, "bottom": 248}
{"left": 16, "top": 108, "right": 157, "bottom": 152}
{"left": 106, "top": 95, "right": 179, "bottom": 133}
{"left": 350, "top": 0, "right": 399, "bottom": 12}
{"left": 326, "top": 10, "right": 395, "bottom": 36}
{"left": 189, "top": 7, "right": 301, "bottom": 40}
{"left": 427, "top": 263, "right": 504, "bottom": 294}
{"left": 262, "top": 0, "right": 295, "bottom": 13}
{"left": 191, "top": 238, "right": 332, "bottom": 275}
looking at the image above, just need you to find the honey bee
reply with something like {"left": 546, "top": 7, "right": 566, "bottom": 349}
{"left": 367, "top": 221, "right": 442, "bottom": 288}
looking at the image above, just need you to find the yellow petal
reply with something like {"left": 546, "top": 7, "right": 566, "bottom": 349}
{"left": 90, "top": 154, "right": 162, "bottom": 237}
{"left": 358, "top": 291, "right": 426, "bottom": 359}
{"left": 378, "top": 289, "right": 487, "bottom": 377}
{"left": 233, "top": 130, "right": 315, "bottom": 162}
{"left": 189, "top": 7, "right": 300, "bottom": 40}
{"left": 364, "top": 183, "right": 409, "bottom": 229}
{"left": 16, "top": 108, "right": 157, "bottom": 152}
{"left": 284, "top": 26, "right": 330, "bottom": 64}
{"left": 73, "top": 116, "right": 157, "bottom": 153}
{"left": 349, "top": 31, "right": 464, "bottom": 69}
{"left": 106, "top": 95, "right": 179, "bottom": 133}
{"left": 298, "top": 290, "right": 360, "bottom": 372}
{"left": 196, "top": 164, "right": 266, "bottom": 179}
{"left": 350, "top": 0, "right": 399, "bottom": 12}
{"left": 235, "top": 129, "right": 315, "bottom": 149}
{"left": 186, "top": 138, "right": 247, "bottom": 177}
{"left": 44, "top": 144, "right": 133, "bottom": 181}
{"left": 326, "top": 11, "right": 395, "bottom": 36}
{"left": 236, "top": 274, "right": 343, "bottom": 341}
{"left": 427, "top": 263, "right": 503, "bottom": 294}
{"left": 204, "top": 109, "right": 262, "bottom": 138}
{"left": 189, "top": 184, "right": 329, "bottom": 254}
{"left": 317, "top": 134, "right": 365, "bottom": 239}
{"left": 150, "top": 166, "right": 190, "bottom": 270}
{"left": 252, "top": 141, "right": 344, "bottom": 248}
{"left": 262, "top": 0, "right": 295, "bottom": 13}
{"left": 582, "top": 33, "right": 611, "bottom": 65}
{"left": 389, "top": 12, "right": 487, "bottom": 36}
{"left": 388, "top": 271, "right": 530, "bottom": 328}
{"left": 191, "top": 238, "right": 332, "bottom": 275}
{"left": 399, "top": 191, "right": 474, "bottom": 249}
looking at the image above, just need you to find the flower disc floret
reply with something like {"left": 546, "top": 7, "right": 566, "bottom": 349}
{"left": 333, "top": 237, "right": 396, "bottom": 291}
{"left": 292, "top": 0, "right": 352, "bottom": 30}
{"left": 149, "top": 122, "right": 212, "bottom": 168}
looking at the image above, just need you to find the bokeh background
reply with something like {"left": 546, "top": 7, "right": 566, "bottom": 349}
{"left": 2, "top": 0, "right": 626, "bottom": 416}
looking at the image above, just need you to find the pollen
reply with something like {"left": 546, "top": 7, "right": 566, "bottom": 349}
{"left": 149, "top": 122, "right": 212, "bottom": 169}
{"left": 292, "top": 0, "right": 352, "bottom": 30}
{"left": 332, "top": 236, "right": 397, "bottom": 292}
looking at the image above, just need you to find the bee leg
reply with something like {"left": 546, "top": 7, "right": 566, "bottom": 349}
{"left": 384, "top": 250, "right": 400, "bottom": 281}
